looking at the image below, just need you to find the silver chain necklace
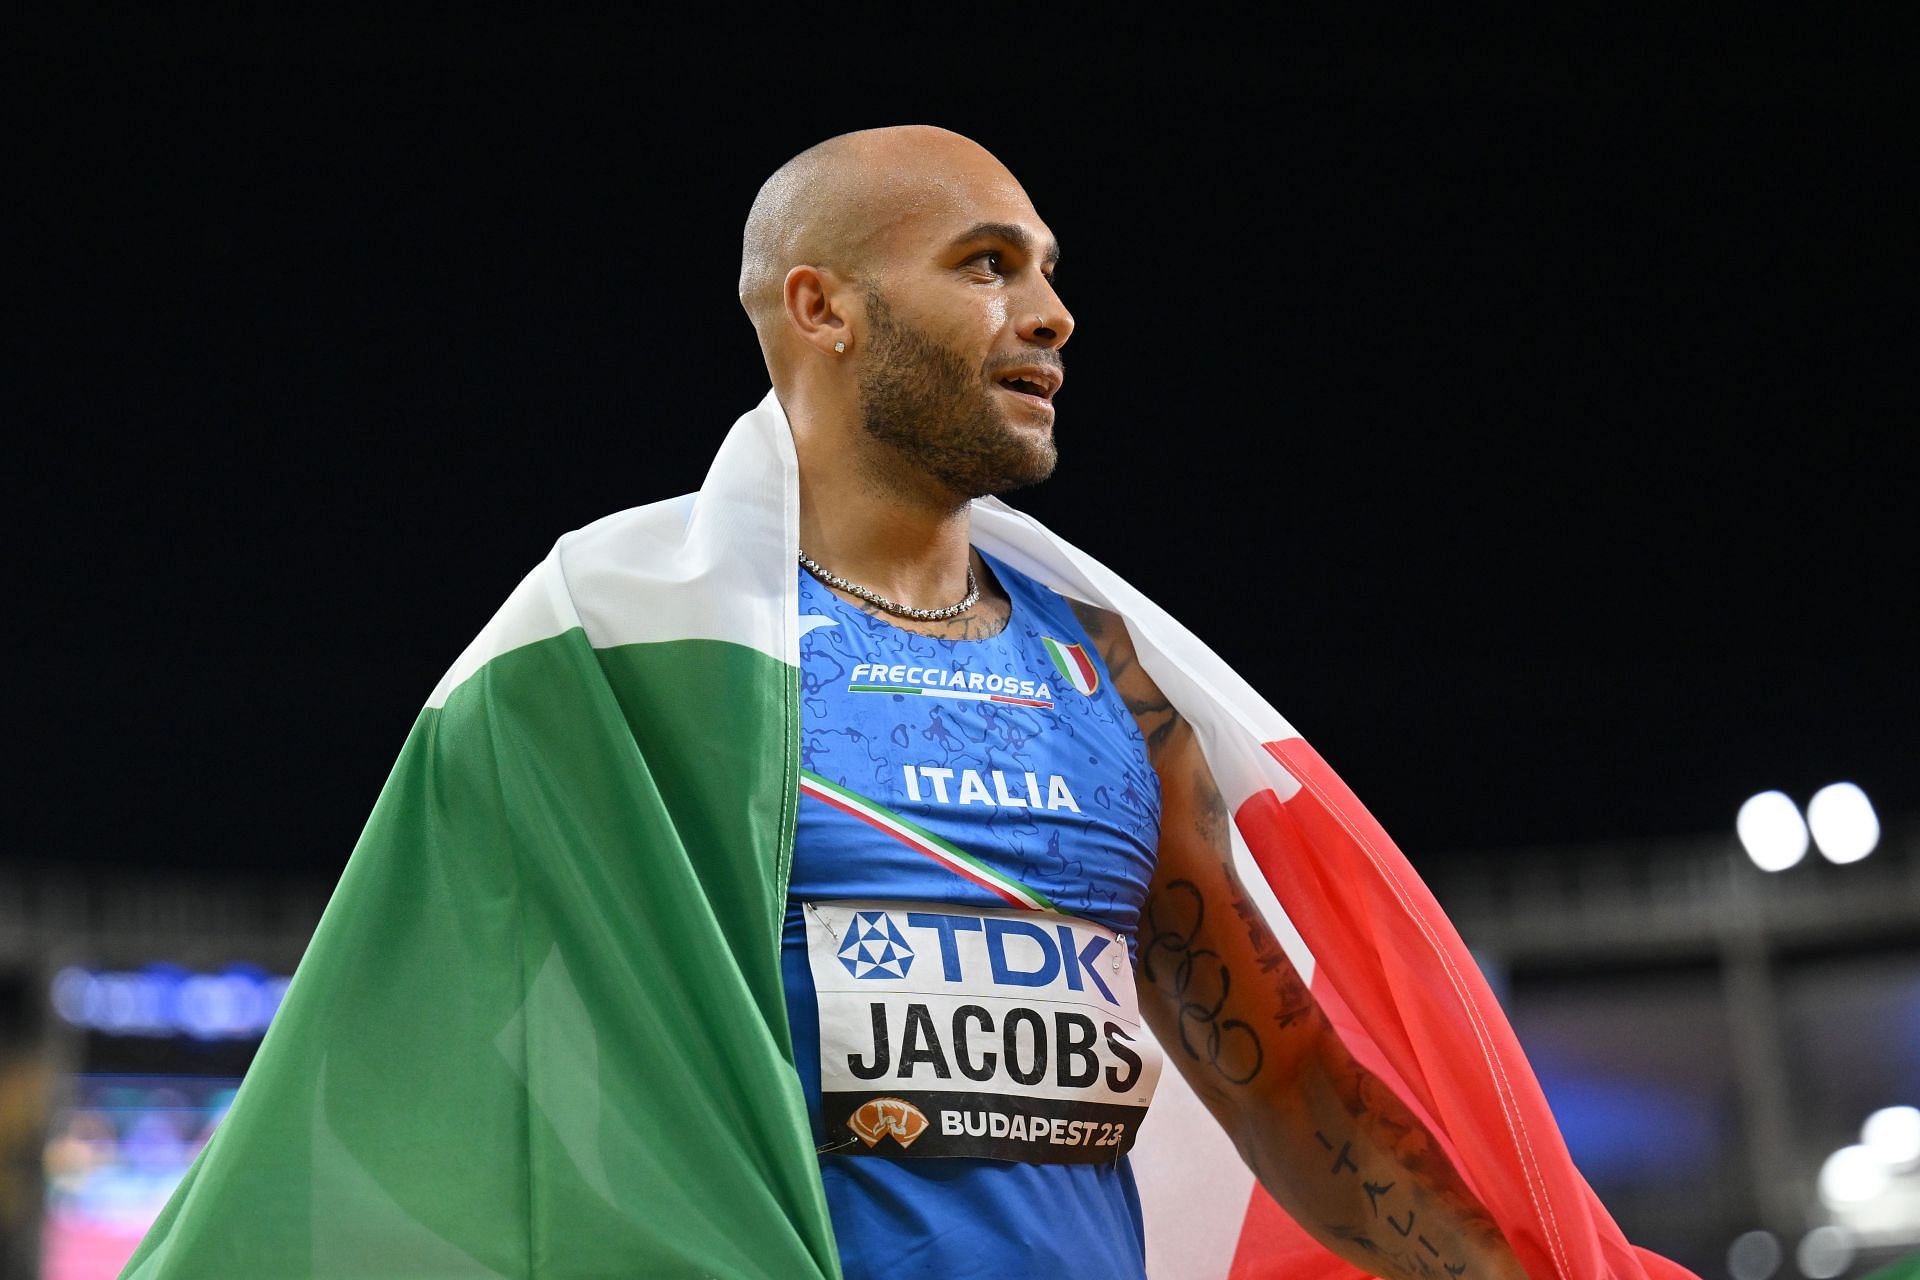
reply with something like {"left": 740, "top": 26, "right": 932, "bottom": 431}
{"left": 798, "top": 549, "right": 980, "bottom": 622}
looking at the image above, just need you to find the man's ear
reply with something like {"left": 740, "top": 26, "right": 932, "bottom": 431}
{"left": 783, "top": 264, "right": 854, "bottom": 357}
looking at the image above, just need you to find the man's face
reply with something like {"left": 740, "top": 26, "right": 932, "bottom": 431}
{"left": 852, "top": 162, "right": 1072, "bottom": 501}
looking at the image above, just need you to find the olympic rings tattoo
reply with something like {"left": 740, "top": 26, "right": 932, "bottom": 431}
{"left": 1140, "top": 879, "right": 1264, "bottom": 1086}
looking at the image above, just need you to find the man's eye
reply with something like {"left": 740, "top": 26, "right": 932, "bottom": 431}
{"left": 970, "top": 252, "right": 1003, "bottom": 276}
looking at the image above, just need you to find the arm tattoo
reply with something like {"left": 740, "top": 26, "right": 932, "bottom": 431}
{"left": 1139, "top": 880, "right": 1265, "bottom": 1085}
{"left": 1316, "top": 1043, "right": 1505, "bottom": 1248}
{"left": 1130, "top": 690, "right": 1180, "bottom": 755}
{"left": 1313, "top": 1127, "right": 1479, "bottom": 1279}
{"left": 1194, "top": 763, "right": 1230, "bottom": 845}
{"left": 1069, "top": 600, "right": 1181, "bottom": 759}
{"left": 1223, "top": 862, "right": 1317, "bottom": 1031}
{"left": 1304, "top": 1050, "right": 1507, "bottom": 1268}
{"left": 1080, "top": 606, "right": 1509, "bottom": 1275}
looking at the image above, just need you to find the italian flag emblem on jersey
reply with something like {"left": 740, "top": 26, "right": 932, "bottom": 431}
{"left": 1042, "top": 636, "right": 1099, "bottom": 695}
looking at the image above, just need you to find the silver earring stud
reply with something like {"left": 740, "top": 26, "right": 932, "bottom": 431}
{"left": 833, "top": 341, "right": 846, "bottom": 353}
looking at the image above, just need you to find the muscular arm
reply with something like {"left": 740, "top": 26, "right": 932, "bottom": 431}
{"left": 1071, "top": 602, "right": 1528, "bottom": 1280}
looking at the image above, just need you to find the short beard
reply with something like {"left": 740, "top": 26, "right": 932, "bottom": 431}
{"left": 856, "top": 286, "right": 1058, "bottom": 504}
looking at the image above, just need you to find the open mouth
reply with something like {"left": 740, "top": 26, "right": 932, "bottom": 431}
{"left": 992, "top": 366, "right": 1062, "bottom": 402}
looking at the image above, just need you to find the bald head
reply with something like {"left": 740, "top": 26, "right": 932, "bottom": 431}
{"left": 738, "top": 126, "right": 1028, "bottom": 359}
{"left": 737, "top": 125, "right": 1073, "bottom": 505}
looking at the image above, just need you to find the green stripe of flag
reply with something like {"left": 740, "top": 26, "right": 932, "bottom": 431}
{"left": 1042, "top": 636, "right": 1075, "bottom": 686}
{"left": 121, "top": 632, "right": 841, "bottom": 1279}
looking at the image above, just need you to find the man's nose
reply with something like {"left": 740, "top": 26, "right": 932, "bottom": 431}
{"left": 1017, "top": 280, "right": 1074, "bottom": 348}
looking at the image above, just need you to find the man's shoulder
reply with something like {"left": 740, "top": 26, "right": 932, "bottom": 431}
{"left": 1066, "top": 597, "right": 1121, "bottom": 633}
{"left": 556, "top": 492, "right": 700, "bottom": 559}
{"left": 431, "top": 495, "right": 701, "bottom": 705}
{"left": 544, "top": 487, "right": 790, "bottom": 661}
{"left": 534, "top": 492, "right": 702, "bottom": 593}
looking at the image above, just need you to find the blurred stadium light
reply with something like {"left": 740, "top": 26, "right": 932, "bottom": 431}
{"left": 1728, "top": 1228, "right": 1783, "bottom": 1280}
{"left": 1863, "top": 1106, "right": 1920, "bottom": 1170}
{"left": 1811, "top": 783, "right": 1882, "bottom": 865}
{"left": 1430, "top": 814, "right": 1919, "bottom": 1277}
{"left": 1741, "top": 789, "right": 1812, "bottom": 872}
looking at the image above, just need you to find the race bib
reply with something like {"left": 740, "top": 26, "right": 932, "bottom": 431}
{"left": 804, "top": 899, "right": 1162, "bottom": 1164}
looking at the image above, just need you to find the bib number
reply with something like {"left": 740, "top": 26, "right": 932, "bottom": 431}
{"left": 804, "top": 900, "right": 1162, "bottom": 1163}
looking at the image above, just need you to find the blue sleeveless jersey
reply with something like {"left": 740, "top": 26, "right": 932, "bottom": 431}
{"left": 781, "top": 551, "right": 1162, "bottom": 1280}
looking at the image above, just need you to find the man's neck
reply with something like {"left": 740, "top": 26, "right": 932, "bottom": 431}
{"left": 796, "top": 454, "right": 976, "bottom": 611}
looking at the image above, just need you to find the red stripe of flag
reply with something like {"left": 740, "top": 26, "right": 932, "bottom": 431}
{"left": 1220, "top": 738, "right": 1695, "bottom": 1280}
{"left": 1067, "top": 643, "right": 1099, "bottom": 692}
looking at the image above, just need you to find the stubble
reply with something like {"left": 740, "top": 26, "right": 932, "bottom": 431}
{"left": 856, "top": 286, "right": 1058, "bottom": 504}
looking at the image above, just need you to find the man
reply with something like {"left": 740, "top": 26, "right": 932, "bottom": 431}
{"left": 737, "top": 126, "right": 1525, "bottom": 1279}
{"left": 121, "top": 128, "right": 1690, "bottom": 1280}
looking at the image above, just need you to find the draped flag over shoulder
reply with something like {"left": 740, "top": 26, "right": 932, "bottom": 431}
{"left": 122, "top": 392, "right": 1694, "bottom": 1279}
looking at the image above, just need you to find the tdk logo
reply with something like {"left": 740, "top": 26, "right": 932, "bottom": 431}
{"left": 838, "top": 912, "right": 915, "bottom": 980}
{"left": 844, "top": 911, "right": 1120, "bottom": 1005}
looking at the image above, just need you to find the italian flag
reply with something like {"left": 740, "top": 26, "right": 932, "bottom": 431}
{"left": 1042, "top": 634, "right": 1100, "bottom": 695}
{"left": 120, "top": 393, "right": 1693, "bottom": 1279}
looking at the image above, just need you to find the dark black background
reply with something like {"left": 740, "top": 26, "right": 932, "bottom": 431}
{"left": 18, "top": 15, "right": 1915, "bottom": 878}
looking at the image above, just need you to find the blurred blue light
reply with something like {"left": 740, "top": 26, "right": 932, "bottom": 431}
{"left": 50, "top": 965, "right": 292, "bottom": 1040}
{"left": 1534, "top": 1072, "right": 1717, "bottom": 1182}
{"left": 1901, "top": 989, "right": 1920, "bottom": 1099}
